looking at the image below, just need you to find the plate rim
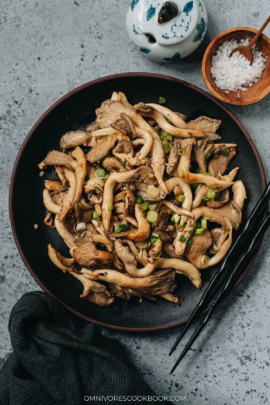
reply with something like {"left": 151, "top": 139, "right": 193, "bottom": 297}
{"left": 9, "top": 72, "right": 267, "bottom": 332}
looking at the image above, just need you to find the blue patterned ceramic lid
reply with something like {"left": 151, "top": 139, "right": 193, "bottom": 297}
{"left": 130, "top": 0, "right": 199, "bottom": 46}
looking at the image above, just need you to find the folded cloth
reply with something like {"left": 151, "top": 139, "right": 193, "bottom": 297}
{"left": 0, "top": 292, "right": 172, "bottom": 405}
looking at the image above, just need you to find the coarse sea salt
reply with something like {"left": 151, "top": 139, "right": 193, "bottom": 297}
{"left": 210, "top": 38, "right": 267, "bottom": 93}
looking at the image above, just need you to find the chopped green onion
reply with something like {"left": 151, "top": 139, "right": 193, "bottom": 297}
{"left": 92, "top": 162, "right": 97, "bottom": 167}
{"left": 151, "top": 237, "right": 161, "bottom": 246}
{"left": 108, "top": 203, "right": 113, "bottom": 210}
{"left": 187, "top": 238, "right": 193, "bottom": 246}
{"left": 104, "top": 136, "right": 108, "bottom": 141}
{"left": 171, "top": 213, "right": 181, "bottom": 223}
{"left": 178, "top": 148, "right": 186, "bottom": 156}
{"left": 207, "top": 188, "right": 215, "bottom": 199}
{"left": 167, "top": 119, "right": 170, "bottom": 123}
{"left": 190, "top": 183, "right": 198, "bottom": 189}
{"left": 194, "top": 144, "right": 197, "bottom": 148}
{"left": 96, "top": 186, "right": 101, "bottom": 191}
{"left": 219, "top": 196, "right": 224, "bottom": 201}
{"left": 206, "top": 152, "right": 212, "bottom": 159}
{"left": 179, "top": 235, "right": 186, "bottom": 242}
{"left": 123, "top": 159, "right": 127, "bottom": 167}
{"left": 85, "top": 197, "right": 90, "bottom": 203}
{"left": 190, "top": 223, "right": 196, "bottom": 234}
{"left": 158, "top": 250, "right": 163, "bottom": 255}
{"left": 178, "top": 170, "right": 184, "bottom": 178}
{"left": 178, "top": 194, "right": 185, "bottom": 203}
{"left": 136, "top": 241, "right": 148, "bottom": 249}
{"left": 137, "top": 196, "right": 144, "bottom": 204}
{"left": 178, "top": 221, "right": 187, "bottom": 229}
{"left": 202, "top": 173, "right": 211, "bottom": 176}
{"left": 93, "top": 211, "right": 101, "bottom": 221}
{"left": 97, "top": 153, "right": 109, "bottom": 163}
{"left": 161, "top": 131, "right": 173, "bottom": 141}
{"left": 159, "top": 96, "right": 166, "bottom": 104}
{"left": 117, "top": 224, "right": 127, "bottom": 233}
{"left": 152, "top": 232, "right": 159, "bottom": 238}
{"left": 222, "top": 150, "right": 229, "bottom": 157}
{"left": 141, "top": 200, "right": 151, "bottom": 211}
{"left": 163, "top": 143, "right": 173, "bottom": 150}
{"left": 201, "top": 216, "right": 209, "bottom": 229}
{"left": 104, "top": 173, "right": 110, "bottom": 180}
{"left": 95, "top": 168, "right": 106, "bottom": 178}
{"left": 195, "top": 228, "right": 204, "bottom": 234}
{"left": 146, "top": 211, "right": 158, "bottom": 223}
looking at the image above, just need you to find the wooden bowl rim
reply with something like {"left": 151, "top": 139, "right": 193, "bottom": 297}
{"left": 202, "top": 27, "right": 270, "bottom": 106}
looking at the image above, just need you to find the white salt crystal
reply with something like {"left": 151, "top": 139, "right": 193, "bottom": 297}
{"left": 210, "top": 38, "right": 267, "bottom": 92}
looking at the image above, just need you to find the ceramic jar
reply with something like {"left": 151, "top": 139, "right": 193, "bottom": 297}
{"left": 126, "top": 0, "right": 208, "bottom": 62}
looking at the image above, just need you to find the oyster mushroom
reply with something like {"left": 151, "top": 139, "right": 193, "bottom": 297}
{"left": 86, "top": 131, "right": 130, "bottom": 163}
{"left": 137, "top": 103, "right": 205, "bottom": 137}
{"left": 166, "top": 139, "right": 181, "bottom": 175}
{"left": 114, "top": 240, "right": 159, "bottom": 277}
{"left": 187, "top": 116, "right": 222, "bottom": 140}
{"left": 48, "top": 244, "right": 75, "bottom": 273}
{"left": 55, "top": 215, "right": 76, "bottom": 248}
{"left": 44, "top": 180, "right": 65, "bottom": 192}
{"left": 58, "top": 168, "right": 77, "bottom": 221}
{"left": 193, "top": 139, "right": 216, "bottom": 173}
{"left": 102, "top": 168, "right": 141, "bottom": 230}
{"left": 60, "top": 131, "right": 91, "bottom": 150}
{"left": 209, "top": 227, "right": 229, "bottom": 255}
{"left": 158, "top": 258, "right": 202, "bottom": 289}
{"left": 72, "top": 146, "right": 88, "bottom": 203}
{"left": 102, "top": 157, "right": 127, "bottom": 173}
{"left": 208, "top": 145, "right": 237, "bottom": 177}
{"left": 82, "top": 268, "right": 177, "bottom": 296}
{"left": 111, "top": 204, "right": 150, "bottom": 242}
{"left": 70, "top": 243, "right": 114, "bottom": 267}
{"left": 38, "top": 151, "right": 77, "bottom": 171}
{"left": 43, "top": 189, "right": 62, "bottom": 215}
{"left": 95, "top": 100, "right": 168, "bottom": 193}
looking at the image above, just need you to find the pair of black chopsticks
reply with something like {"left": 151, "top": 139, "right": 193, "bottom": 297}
{"left": 169, "top": 181, "right": 270, "bottom": 374}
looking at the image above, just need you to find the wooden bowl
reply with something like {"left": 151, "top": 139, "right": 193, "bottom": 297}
{"left": 202, "top": 27, "right": 270, "bottom": 105}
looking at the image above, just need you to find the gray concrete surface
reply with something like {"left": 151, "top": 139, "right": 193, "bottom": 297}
{"left": 1, "top": 1, "right": 270, "bottom": 404}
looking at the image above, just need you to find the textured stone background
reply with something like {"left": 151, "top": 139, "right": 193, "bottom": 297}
{"left": 1, "top": 1, "right": 270, "bottom": 404}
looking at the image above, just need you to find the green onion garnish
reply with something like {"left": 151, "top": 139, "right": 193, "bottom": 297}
{"left": 85, "top": 197, "right": 90, "bottom": 203}
{"left": 178, "top": 194, "right": 185, "bottom": 203}
{"left": 136, "top": 241, "right": 148, "bottom": 249}
{"left": 93, "top": 211, "right": 101, "bottom": 221}
{"left": 104, "top": 173, "right": 110, "bottom": 180}
{"left": 187, "top": 238, "right": 193, "bottom": 246}
{"left": 163, "top": 143, "right": 173, "bottom": 150}
{"left": 104, "top": 136, "right": 108, "bottom": 141}
{"left": 206, "top": 188, "right": 215, "bottom": 199}
{"left": 178, "top": 148, "right": 186, "bottom": 156}
{"left": 159, "top": 96, "right": 166, "bottom": 104}
{"left": 123, "top": 159, "right": 127, "bottom": 167}
{"left": 178, "top": 170, "right": 184, "bottom": 178}
{"left": 95, "top": 168, "right": 106, "bottom": 178}
{"left": 222, "top": 150, "right": 229, "bottom": 157}
{"left": 195, "top": 228, "right": 204, "bottom": 234}
{"left": 171, "top": 213, "right": 181, "bottom": 223}
{"left": 206, "top": 152, "right": 212, "bottom": 159}
{"left": 117, "top": 224, "right": 127, "bottom": 233}
{"left": 201, "top": 216, "right": 209, "bottom": 229}
{"left": 161, "top": 131, "right": 172, "bottom": 141}
{"left": 92, "top": 163, "right": 96, "bottom": 167}
{"left": 96, "top": 186, "right": 101, "bottom": 191}
{"left": 108, "top": 203, "right": 113, "bottom": 210}
{"left": 141, "top": 200, "right": 151, "bottom": 211}
{"left": 190, "top": 183, "right": 198, "bottom": 189}
{"left": 146, "top": 211, "right": 158, "bottom": 223}
{"left": 178, "top": 221, "right": 187, "bottom": 229}
{"left": 202, "top": 173, "right": 211, "bottom": 176}
{"left": 137, "top": 196, "right": 144, "bottom": 204}
{"left": 97, "top": 153, "right": 109, "bottom": 163}
{"left": 151, "top": 237, "right": 161, "bottom": 246}
{"left": 179, "top": 235, "right": 186, "bottom": 242}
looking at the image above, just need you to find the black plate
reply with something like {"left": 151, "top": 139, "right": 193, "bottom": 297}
{"left": 9, "top": 73, "right": 266, "bottom": 332}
